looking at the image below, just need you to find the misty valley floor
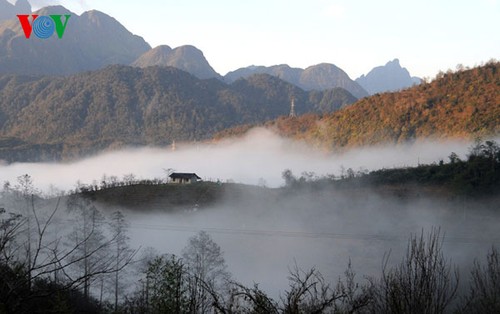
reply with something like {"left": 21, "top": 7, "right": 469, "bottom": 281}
{"left": 68, "top": 180, "right": 500, "bottom": 294}
{"left": 1, "top": 168, "right": 499, "bottom": 312}
{"left": 1, "top": 142, "right": 499, "bottom": 309}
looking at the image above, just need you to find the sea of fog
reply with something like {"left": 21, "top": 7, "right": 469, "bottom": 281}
{"left": 1, "top": 129, "right": 498, "bottom": 297}
{"left": 123, "top": 192, "right": 500, "bottom": 297}
{"left": 0, "top": 128, "right": 474, "bottom": 193}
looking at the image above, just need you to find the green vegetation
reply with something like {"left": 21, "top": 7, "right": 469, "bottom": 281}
{"left": 1, "top": 61, "right": 498, "bottom": 163}
{"left": 78, "top": 181, "right": 226, "bottom": 212}
{"left": 0, "top": 66, "right": 356, "bottom": 163}
{"left": 67, "top": 140, "right": 500, "bottom": 212}
{"left": 366, "top": 140, "right": 500, "bottom": 196}
{"left": 283, "top": 139, "right": 500, "bottom": 197}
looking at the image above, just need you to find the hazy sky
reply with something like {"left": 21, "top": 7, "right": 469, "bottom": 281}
{"left": 9, "top": 0, "right": 500, "bottom": 79}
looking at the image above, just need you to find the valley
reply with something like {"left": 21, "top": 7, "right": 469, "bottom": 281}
{"left": 0, "top": 0, "right": 498, "bottom": 312}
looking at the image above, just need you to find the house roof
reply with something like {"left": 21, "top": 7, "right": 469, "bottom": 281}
{"left": 169, "top": 172, "right": 201, "bottom": 180}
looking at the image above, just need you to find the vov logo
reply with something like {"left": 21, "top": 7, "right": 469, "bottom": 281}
{"left": 17, "top": 14, "right": 71, "bottom": 39}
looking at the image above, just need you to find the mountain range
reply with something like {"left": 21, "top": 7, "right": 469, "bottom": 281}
{"left": 1, "top": 61, "right": 497, "bottom": 163}
{"left": 216, "top": 62, "right": 500, "bottom": 149}
{"left": 1, "top": 1, "right": 494, "bottom": 163}
{"left": 0, "top": 65, "right": 357, "bottom": 162}
{"left": 224, "top": 63, "right": 369, "bottom": 99}
{"left": 0, "top": 1, "right": 420, "bottom": 96}
{"left": 0, "top": 5, "right": 151, "bottom": 75}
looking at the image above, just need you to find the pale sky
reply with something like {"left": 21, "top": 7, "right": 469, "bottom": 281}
{"left": 11, "top": 0, "right": 500, "bottom": 79}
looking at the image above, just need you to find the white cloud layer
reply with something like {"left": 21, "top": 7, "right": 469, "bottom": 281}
{"left": 0, "top": 128, "right": 477, "bottom": 193}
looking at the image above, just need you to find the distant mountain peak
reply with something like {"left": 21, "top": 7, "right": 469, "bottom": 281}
{"left": 355, "top": 59, "right": 421, "bottom": 95}
{"left": 387, "top": 58, "right": 400, "bottom": 66}
{"left": 156, "top": 45, "right": 173, "bottom": 52}
{"left": 0, "top": 0, "right": 31, "bottom": 22}
{"left": 132, "top": 44, "right": 221, "bottom": 80}
{"left": 14, "top": 0, "right": 30, "bottom": 12}
{"left": 33, "top": 5, "right": 73, "bottom": 15}
{"left": 0, "top": 3, "right": 222, "bottom": 79}
{"left": 0, "top": 64, "right": 358, "bottom": 161}
{"left": 223, "top": 62, "right": 499, "bottom": 150}
{"left": 225, "top": 63, "right": 368, "bottom": 98}
{"left": 0, "top": 5, "right": 151, "bottom": 75}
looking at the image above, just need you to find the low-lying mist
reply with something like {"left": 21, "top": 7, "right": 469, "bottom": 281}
{"left": 1, "top": 129, "right": 499, "bottom": 298}
{"left": 0, "top": 128, "right": 476, "bottom": 192}
{"left": 120, "top": 185, "right": 500, "bottom": 296}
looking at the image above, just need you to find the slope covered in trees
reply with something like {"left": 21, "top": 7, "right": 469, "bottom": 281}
{"left": 0, "top": 66, "right": 356, "bottom": 162}
{"left": 217, "top": 62, "right": 500, "bottom": 149}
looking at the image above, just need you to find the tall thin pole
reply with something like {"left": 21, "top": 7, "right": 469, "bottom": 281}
{"left": 289, "top": 96, "right": 296, "bottom": 117}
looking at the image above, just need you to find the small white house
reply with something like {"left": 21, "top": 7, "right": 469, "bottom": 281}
{"left": 169, "top": 173, "right": 202, "bottom": 184}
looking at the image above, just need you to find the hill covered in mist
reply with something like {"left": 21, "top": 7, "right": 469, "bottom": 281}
{"left": 0, "top": 65, "right": 356, "bottom": 162}
{"left": 216, "top": 62, "right": 500, "bottom": 149}
{"left": 77, "top": 140, "right": 500, "bottom": 212}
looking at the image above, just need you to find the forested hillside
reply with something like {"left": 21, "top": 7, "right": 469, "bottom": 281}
{"left": 0, "top": 66, "right": 356, "bottom": 162}
{"left": 217, "top": 62, "right": 500, "bottom": 149}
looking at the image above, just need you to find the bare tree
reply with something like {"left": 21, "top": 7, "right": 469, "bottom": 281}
{"left": 371, "top": 228, "right": 459, "bottom": 314}
{"left": 123, "top": 173, "right": 137, "bottom": 186}
{"left": 66, "top": 196, "right": 110, "bottom": 301}
{"left": 208, "top": 281, "right": 279, "bottom": 314}
{"left": 0, "top": 183, "right": 137, "bottom": 312}
{"left": 333, "top": 260, "right": 374, "bottom": 313}
{"left": 0, "top": 207, "right": 24, "bottom": 265}
{"left": 109, "top": 210, "right": 137, "bottom": 312}
{"left": 147, "top": 254, "right": 190, "bottom": 313}
{"left": 182, "top": 230, "right": 231, "bottom": 313}
{"left": 14, "top": 174, "right": 37, "bottom": 290}
{"left": 207, "top": 263, "right": 373, "bottom": 314}
{"left": 282, "top": 265, "right": 342, "bottom": 314}
{"left": 123, "top": 247, "right": 160, "bottom": 313}
{"left": 461, "top": 246, "right": 500, "bottom": 313}
{"left": 0, "top": 197, "right": 105, "bottom": 311}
